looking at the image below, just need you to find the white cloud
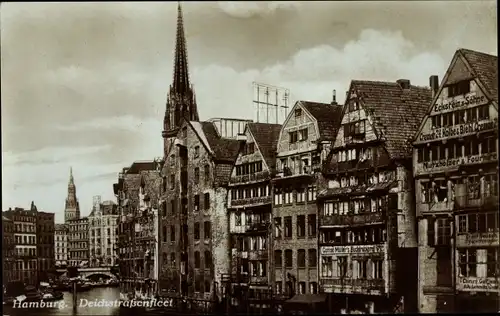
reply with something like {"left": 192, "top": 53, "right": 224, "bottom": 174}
{"left": 217, "top": 1, "right": 300, "bottom": 19}
{"left": 188, "top": 29, "right": 446, "bottom": 123}
{"left": 1, "top": 28, "right": 449, "bottom": 222}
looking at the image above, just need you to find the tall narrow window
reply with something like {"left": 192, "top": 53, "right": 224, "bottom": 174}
{"left": 308, "top": 249, "right": 317, "bottom": 267}
{"left": 194, "top": 251, "right": 200, "bottom": 269}
{"left": 297, "top": 215, "right": 306, "bottom": 238}
{"left": 275, "top": 250, "right": 282, "bottom": 267}
{"left": 297, "top": 249, "right": 306, "bottom": 268}
{"left": 204, "top": 165, "right": 210, "bottom": 184}
{"left": 204, "top": 221, "right": 211, "bottom": 239}
{"left": 194, "top": 194, "right": 200, "bottom": 212}
{"left": 205, "top": 251, "right": 212, "bottom": 269}
{"left": 170, "top": 225, "right": 175, "bottom": 242}
{"left": 275, "top": 217, "right": 282, "bottom": 239}
{"left": 194, "top": 222, "right": 200, "bottom": 240}
{"left": 204, "top": 193, "right": 210, "bottom": 210}
{"left": 308, "top": 214, "right": 316, "bottom": 237}
{"left": 194, "top": 168, "right": 200, "bottom": 184}
{"left": 284, "top": 217, "right": 292, "bottom": 238}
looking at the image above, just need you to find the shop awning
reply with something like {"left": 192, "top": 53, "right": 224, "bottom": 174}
{"left": 285, "top": 294, "right": 328, "bottom": 305}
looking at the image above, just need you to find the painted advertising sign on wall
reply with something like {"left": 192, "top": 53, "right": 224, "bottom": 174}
{"left": 457, "top": 277, "right": 499, "bottom": 292}
{"left": 456, "top": 232, "right": 500, "bottom": 248}
{"left": 430, "top": 94, "right": 488, "bottom": 115}
{"left": 416, "top": 152, "right": 498, "bottom": 174}
{"left": 418, "top": 118, "right": 498, "bottom": 143}
{"left": 320, "top": 244, "right": 386, "bottom": 256}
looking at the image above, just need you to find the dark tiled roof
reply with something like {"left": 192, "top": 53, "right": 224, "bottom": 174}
{"left": 126, "top": 161, "right": 157, "bottom": 174}
{"left": 247, "top": 122, "right": 282, "bottom": 170}
{"left": 459, "top": 48, "right": 498, "bottom": 102}
{"left": 55, "top": 223, "right": 68, "bottom": 231}
{"left": 350, "top": 80, "right": 432, "bottom": 159}
{"left": 301, "top": 101, "right": 343, "bottom": 141}
{"left": 199, "top": 121, "right": 241, "bottom": 162}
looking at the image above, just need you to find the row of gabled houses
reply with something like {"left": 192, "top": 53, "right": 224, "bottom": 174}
{"left": 112, "top": 3, "right": 498, "bottom": 314}
{"left": 113, "top": 47, "right": 498, "bottom": 314}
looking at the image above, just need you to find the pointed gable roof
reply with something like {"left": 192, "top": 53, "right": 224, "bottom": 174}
{"left": 189, "top": 121, "right": 242, "bottom": 162}
{"left": 459, "top": 48, "right": 498, "bottom": 103}
{"left": 301, "top": 101, "right": 343, "bottom": 141}
{"left": 247, "top": 122, "right": 282, "bottom": 170}
{"left": 350, "top": 80, "right": 432, "bottom": 159}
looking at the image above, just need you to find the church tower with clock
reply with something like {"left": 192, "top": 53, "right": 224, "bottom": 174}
{"left": 162, "top": 2, "right": 199, "bottom": 158}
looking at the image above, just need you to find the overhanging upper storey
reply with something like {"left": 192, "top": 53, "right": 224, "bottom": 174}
{"left": 323, "top": 79, "right": 432, "bottom": 177}
{"left": 273, "top": 100, "right": 342, "bottom": 183}
{"left": 413, "top": 49, "right": 498, "bottom": 178}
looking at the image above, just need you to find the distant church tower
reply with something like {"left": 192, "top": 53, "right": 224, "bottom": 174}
{"left": 64, "top": 167, "right": 80, "bottom": 222}
{"left": 162, "top": 2, "right": 199, "bottom": 158}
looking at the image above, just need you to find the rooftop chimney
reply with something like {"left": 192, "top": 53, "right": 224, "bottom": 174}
{"left": 429, "top": 75, "right": 439, "bottom": 98}
{"left": 397, "top": 79, "right": 411, "bottom": 90}
{"left": 331, "top": 89, "right": 337, "bottom": 105}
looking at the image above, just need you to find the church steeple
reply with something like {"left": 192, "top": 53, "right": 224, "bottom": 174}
{"left": 172, "top": 2, "right": 190, "bottom": 94}
{"left": 163, "top": 2, "right": 199, "bottom": 157}
{"left": 64, "top": 166, "right": 80, "bottom": 222}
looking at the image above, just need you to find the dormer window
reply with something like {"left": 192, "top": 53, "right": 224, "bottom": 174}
{"left": 348, "top": 101, "right": 359, "bottom": 112}
{"left": 447, "top": 80, "right": 471, "bottom": 98}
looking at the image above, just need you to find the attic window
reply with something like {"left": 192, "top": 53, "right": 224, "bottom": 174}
{"left": 247, "top": 143, "right": 255, "bottom": 154}
{"left": 194, "top": 146, "right": 200, "bottom": 158}
{"left": 447, "top": 80, "right": 471, "bottom": 98}
{"left": 348, "top": 101, "right": 359, "bottom": 112}
{"left": 295, "top": 109, "right": 302, "bottom": 117}
{"left": 181, "top": 127, "right": 188, "bottom": 138}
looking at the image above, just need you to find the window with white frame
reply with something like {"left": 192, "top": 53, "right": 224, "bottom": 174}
{"left": 274, "top": 188, "right": 283, "bottom": 205}
{"left": 321, "top": 256, "right": 333, "bottom": 277}
{"left": 296, "top": 187, "right": 305, "bottom": 203}
{"left": 323, "top": 202, "right": 334, "bottom": 216}
{"left": 372, "top": 259, "right": 383, "bottom": 279}
{"left": 284, "top": 190, "right": 292, "bottom": 204}
{"left": 307, "top": 186, "right": 316, "bottom": 201}
{"left": 458, "top": 248, "right": 477, "bottom": 277}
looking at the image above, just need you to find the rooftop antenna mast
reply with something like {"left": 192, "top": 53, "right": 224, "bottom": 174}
{"left": 252, "top": 82, "right": 290, "bottom": 124}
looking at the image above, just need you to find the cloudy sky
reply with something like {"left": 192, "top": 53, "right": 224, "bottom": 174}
{"left": 1, "top": 1, "right": 496, "bottom": 222}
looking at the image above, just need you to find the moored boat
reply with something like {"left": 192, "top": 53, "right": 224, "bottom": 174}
{"left": 42, "top": 289, "right": 64, "bottom": 302}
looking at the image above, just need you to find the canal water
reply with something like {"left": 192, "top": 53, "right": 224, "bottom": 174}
{"left": 4, "top": 287, "right": 121, "bottom": 316}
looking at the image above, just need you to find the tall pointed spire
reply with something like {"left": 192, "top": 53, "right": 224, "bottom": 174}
{"left": 65, "top": 166, "right": 80, "bottom": 222}
{"left": 172, "top": 1, "right": 190, "bottom": 94}
{"left": 163, "top": 1, "right": 199, "bottom": 158}
{"left": 69, "top": 167, "right": 74, "bottom": 185}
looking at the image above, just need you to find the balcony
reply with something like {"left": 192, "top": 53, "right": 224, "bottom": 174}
{"left": 230, "top": 170, "right": 271, "bottom": 185}
{"left": 246, "top": 221, "right": 271, "bottom": 233}
{"left": 454, "top": 192, "right": 498, "bottom": 210}
{"left": 248, "top": 250, "right": 268, "bottom": 261}
{"left": 320, "top": 212, "right": 384, "bottom": 227}
{"left": 230, "top": 196, "right": 272, "bottom": 208}
{"left": 249, "top": 276, "right": 268, "bottom": 285}
{"left": 222, "top": 273, "right": 250, "bottom": 284}
{"left": 321, "top": 278, "right": 385, "bottom": 294}
{"left": 274, "top": 166, "right": 314, "bottom": 182}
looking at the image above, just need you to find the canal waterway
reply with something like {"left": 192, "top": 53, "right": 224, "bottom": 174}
{"left": 4, "top": 287, "right": 121, "bottom": 316}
